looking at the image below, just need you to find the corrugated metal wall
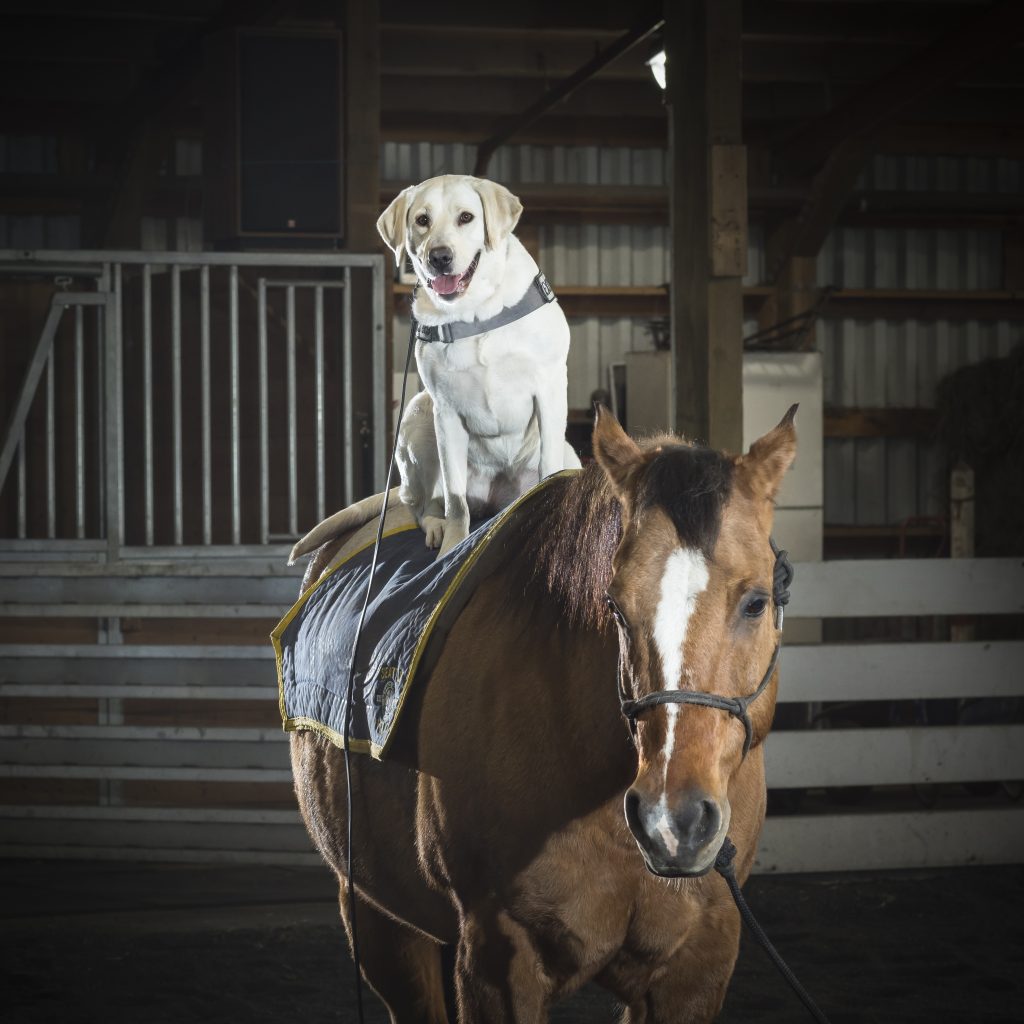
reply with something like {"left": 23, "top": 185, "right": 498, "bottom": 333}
{"left": 818, "top": 158, "right": 1020, "bottom": 525}
{"left": 386, "top": 143, "right": 1024, "bottom": 526}
{"left": 6, "top": 131, "right": 1021, "bottom": 526}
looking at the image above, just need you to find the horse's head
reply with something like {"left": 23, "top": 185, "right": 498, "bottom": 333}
{"left": 593, "top": 407, "right": 797, "bottom": 878}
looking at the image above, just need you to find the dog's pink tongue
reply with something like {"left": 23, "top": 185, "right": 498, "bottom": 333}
{"left": 431, "top": 273, "right": 461, "bottom": 295}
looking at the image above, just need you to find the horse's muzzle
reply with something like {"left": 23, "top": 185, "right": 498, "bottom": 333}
{"left": 624, "top": 786, "right": 728, "bottom": 878}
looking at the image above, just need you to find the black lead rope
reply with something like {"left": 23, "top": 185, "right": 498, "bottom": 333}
{"left": 340, "top": 311, "right": 418, "bottom": 1024}
{"left": 715, "top": 838, "right": 832, "bottom": 1024}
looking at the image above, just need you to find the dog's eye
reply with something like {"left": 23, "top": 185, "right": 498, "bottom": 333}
{"left": 457, "top": 211, "right": 474, "bottom": 225}
{"left": 414, "top": 214, "right": 430, "bottom": 228}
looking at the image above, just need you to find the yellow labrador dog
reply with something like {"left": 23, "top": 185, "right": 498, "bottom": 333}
{"left": 291, "top": 175, "right": 579, "bottom": 563}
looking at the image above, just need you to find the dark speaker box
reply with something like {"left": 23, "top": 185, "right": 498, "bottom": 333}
{"left": 204, "top": 29, "right": 345, "bottom": 246}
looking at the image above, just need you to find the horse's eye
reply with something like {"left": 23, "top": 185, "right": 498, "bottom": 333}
{"left": 743, "top": 595, "right": 768, "bottom": 619}
{"left": 605, "top": 595, "right": 627, "bottom": 629}
{"left": 457, "top": 211, "right": 474, "bottom": 225}
{"left": 415, "top": 213, "right": 430, "bottom": 228}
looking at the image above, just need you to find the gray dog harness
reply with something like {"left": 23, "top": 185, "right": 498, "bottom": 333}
{"left": 414, "top": 271, "right": 557, "bottom": 344}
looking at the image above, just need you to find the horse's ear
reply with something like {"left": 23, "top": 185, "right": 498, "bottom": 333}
{"left": 377, "top": 187, "right": 414, "bottom": 267}
{"left": 593, "top": 405, "right": 643, "bottom": 498}
{"left": 738, "top": 404, "right": 798, "bottom": 501}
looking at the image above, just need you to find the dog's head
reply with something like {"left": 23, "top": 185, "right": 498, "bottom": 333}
{"left": 377, "top": 175, "right": 523, "bottom": 305}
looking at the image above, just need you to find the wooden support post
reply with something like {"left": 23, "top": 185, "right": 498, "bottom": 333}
{"left": 666, "top": 0, "right": 745, "bottom": 452}
{"left": 758, "top": 253, "right": 818, "bottom": 333}
{"left": 342, "top": 0, "right": 384, "bottom": 500}
{"left": 344, "top": 0, "right": 381, "bottom": 250}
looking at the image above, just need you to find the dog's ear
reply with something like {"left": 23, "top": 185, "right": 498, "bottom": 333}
{"left": 473, "top": 179, "right": 523, "bottom": 250}
{"left": 377, "top": 187, "right": 414, "bottom": 267}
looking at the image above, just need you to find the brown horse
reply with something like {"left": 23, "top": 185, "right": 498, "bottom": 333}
{"left": 290, "top": 407, "right": 797, "bottom": 1022}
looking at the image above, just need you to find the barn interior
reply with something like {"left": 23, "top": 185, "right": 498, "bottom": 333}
{"left": 0, "top": 1, "right": 1022, "bottom": 1021}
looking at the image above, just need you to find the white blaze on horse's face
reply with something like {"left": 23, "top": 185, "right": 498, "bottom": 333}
{"left": 653, "top": 547, "right": 710, "bottom": 694}
{"left": 652, "top": 547, "right": 710, "bottom": 781}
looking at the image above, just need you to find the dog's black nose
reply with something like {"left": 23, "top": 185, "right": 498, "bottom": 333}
{"left": 428, "top": 246, "right": 454, "bottom": 273}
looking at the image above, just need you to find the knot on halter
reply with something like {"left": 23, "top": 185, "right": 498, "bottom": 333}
{"left": 771, "top": 538, "right": 794, "bottom": 621}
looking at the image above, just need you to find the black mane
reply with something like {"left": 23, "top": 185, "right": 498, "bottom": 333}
{"left": 513, "top": 442, "right": 734, "bottom": 628}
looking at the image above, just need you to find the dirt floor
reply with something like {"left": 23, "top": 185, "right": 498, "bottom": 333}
{"left": 1, "top": 858, "right": 1021, "bottom": 1023}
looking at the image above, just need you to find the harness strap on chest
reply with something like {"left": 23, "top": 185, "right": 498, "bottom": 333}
{"left": 414, "top": 271, "right": 556, "bottom": 344}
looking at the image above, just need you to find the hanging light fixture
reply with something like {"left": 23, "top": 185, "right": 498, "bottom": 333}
{"left": 646, "top": 48, "right": 666, "bottom": 90}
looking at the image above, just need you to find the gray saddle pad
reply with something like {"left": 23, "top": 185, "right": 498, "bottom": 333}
{"left": 273, "top": 473, "right": 573, "bottom": 758}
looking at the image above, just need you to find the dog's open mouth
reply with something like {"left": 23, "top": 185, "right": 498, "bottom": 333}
{"left": 428, "top": 251, "right": 480, "bottom": 300}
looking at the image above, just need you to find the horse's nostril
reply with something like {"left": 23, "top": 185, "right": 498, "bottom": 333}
{"left": 623, "top": 789, "right": 644, "bottom": 836}
{"left": 675, "top": 796, "right": 721, "bottom": 850}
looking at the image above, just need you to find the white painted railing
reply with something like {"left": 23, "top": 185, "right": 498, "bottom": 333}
{"left": 757, "top": 555, "right": 1024, "bottom": 873}
{"left": 0, "top": 557, "right": 1021, "bottom": 870}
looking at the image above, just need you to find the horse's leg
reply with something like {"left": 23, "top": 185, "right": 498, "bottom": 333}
{"left": 455, "top": 907, "right": 550, "bottom": 1023}
{"left": 337, "top": 882, "right": 449, "bottom": 1024}
{"left": 619, "top": 913, "right": 740, "bottom": 1024}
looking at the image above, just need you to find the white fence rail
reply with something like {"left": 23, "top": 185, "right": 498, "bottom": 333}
{"left": 0, "top": 556, "right": 1022, "bottom": 871}
{"left": 756, "top": 555, "right": 1024, "bottom": 873}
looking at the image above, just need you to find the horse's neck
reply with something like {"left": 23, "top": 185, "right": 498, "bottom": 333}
{"left": 520, "top": 592, "right": 631, "bottom": 763}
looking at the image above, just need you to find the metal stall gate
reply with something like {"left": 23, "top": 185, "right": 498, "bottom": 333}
{"left": 0, "top": 250, "right": 386, "bottom": 863}
{"left": 0, "top": 249, "right": 387, "bottom": 556}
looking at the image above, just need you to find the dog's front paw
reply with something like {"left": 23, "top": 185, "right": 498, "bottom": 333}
{"left": 422, "top": 515, "right": 446, "bottom": 549}
{"left": 437, "top": 521, "right": 469, "bottom": 559}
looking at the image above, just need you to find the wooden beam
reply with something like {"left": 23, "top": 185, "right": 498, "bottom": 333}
{"left": 381, "top": 74, "right": 660, "bottom": 121}
{"left": 824, "top": 408, "right": 938, "bottom": 439}
{"left": 777, "top": 0, "right": 1024, "bottom": 176}
{"left": 741, "top": 0, "right": 976, "bottom": 45}
{"left": 380, "top": 24, "right": 651, "bottom": 81}
{"left": 819, "top": 288, "right": 1024, "bottom": 322}
{"left": 668, "top": 0, "right": 745, "bottom": 452}
{"left": 473, "top": 14, "right": 664, "bottom": 176}
{"left": 743, "top": 39, "right": 1024, "bottom": 88}
{"left": 344, "top": 0, "right": 381, "bottom": 249}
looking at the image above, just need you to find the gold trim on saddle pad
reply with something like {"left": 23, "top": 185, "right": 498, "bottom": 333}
{"left": 271, "top": 470, "right": 579, "bottom": 758}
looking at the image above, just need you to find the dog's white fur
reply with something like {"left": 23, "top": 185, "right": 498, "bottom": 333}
{"left": 290, "top": 174, "right": 578, "bottom": 564}
{"left": 386, "top": 174, "right": 580, "bottom": 556}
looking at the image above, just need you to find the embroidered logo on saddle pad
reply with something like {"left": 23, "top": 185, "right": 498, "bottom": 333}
{"left": 273, "top": 473, "right": 574, "bottom": 759}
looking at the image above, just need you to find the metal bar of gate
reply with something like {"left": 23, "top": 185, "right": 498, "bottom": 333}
{"left": 258, "top": 278, "right": 269, "bottom": 545}
{"left": 200, "top": 265, "right": 212, "bottom": 545}
{"left": 314, "top": 285, "right": 325, "bottom": 524}
{"left": 1, "top": 250, "right": 385, "bottom": 268}
{"left": 45, "top": 345, "right": 55, "bottom": 538}
{"left": 74, "top": 304, "right": 85, "bottom": 538}
{"left": 102, "top": 281, "right": 123, "bottom": 562}
{"left": 142, "top": 264, "right": 154, "bottom": 546}
{"left": 286, "top": 285, "right": 298, "bottom": 537}
{"left": 16, "top": 433, "right": 26, "bottom": 538}
{"left": 343, "top": 267, "right": 353, "bottom": 506}
{"left": 372, "top": 260, "right": 386, "bottom": 492}
{"left": 171, "top": 265, "right": 183, "bottom": 545}
{"left": 113, "top": 262, "right": 124, "bottom": 555}
{"left": 230, "top": 266, "right": 241, "bottom": 545}
{"left": 0, "top": 296, "right": 82, "bottom": 494}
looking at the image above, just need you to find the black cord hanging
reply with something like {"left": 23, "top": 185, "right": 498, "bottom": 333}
{"left": 340, "top": 313, "right": 418, "bottom": 1023}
